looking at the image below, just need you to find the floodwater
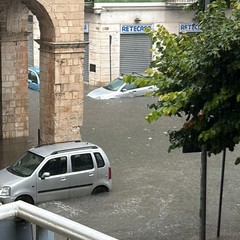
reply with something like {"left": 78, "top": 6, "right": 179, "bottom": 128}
{"left": 1, "top": 87, "right": 240, "bottom": 240}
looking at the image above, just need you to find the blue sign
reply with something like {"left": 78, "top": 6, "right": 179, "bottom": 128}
{"left": 179, "top": 23, "right": 201, "bottom": 33}
{"left": 121, "top": 24, "right": 153, "bottom": 34}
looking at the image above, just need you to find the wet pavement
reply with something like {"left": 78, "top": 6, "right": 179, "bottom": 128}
{"left": 0, "top": 86, "right": 240, "bottom": 240}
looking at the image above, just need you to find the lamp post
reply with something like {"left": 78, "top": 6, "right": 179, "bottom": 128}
{"left": 205, "top": 0, "right": 210, "bottom": 10}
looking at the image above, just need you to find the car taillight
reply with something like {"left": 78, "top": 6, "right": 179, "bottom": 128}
{"left": 108, "top": 167, "right": 112, "bottom": 179}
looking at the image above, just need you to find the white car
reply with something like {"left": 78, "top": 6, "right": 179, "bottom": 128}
{"left": 87, "top": 76, "right": 158, "bottom": 100}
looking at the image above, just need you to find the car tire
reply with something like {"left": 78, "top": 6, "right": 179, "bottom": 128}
{"left": 15, "top": 195, "right": 34, "bottom": 205}
{"left": 92, "top": 186, "right": 109, "bottom": 195}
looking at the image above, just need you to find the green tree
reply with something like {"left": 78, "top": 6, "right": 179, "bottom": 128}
{"left": 125, "top": 0, "right": 240, "bottom": 163}
{"left": 190, "top": 0, "right": 231, "bottom": 12}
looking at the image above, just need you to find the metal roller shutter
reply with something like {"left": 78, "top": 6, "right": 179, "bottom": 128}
{"left": 120, "top": 34, "right": 152, "bottom": 75}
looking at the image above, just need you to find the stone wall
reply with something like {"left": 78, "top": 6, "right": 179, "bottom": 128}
{"left": 39, "top": 42, "right": 85, "bottom": 143}
{"left": 0, "top": 0, "right": 29, "bottom": 138}
{"left": 0, "top": 0, "right": 86, "bottom": 143}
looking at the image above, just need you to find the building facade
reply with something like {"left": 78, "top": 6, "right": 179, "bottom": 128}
{"left": 84, "top": 0, "right": 197, "bottom": 86}
{"left": 29, "top": 0, "right": 198, "bottom": 87}
{"left": 1, "top": 0, "right": 86, "bottom": 143}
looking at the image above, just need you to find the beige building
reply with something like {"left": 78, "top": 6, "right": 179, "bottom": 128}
{"left": 29, "top": 0, "right": 197, "bottom": 87}
{"left": 0, "top": 0, "right": 197, "bottom": 142}
{"left": 84, "top": 0, "right": 197, "bottom": 86}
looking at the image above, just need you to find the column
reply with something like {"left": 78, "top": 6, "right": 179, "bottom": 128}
{"left": 39, "top": 41, "right": 88, "bottom": 144}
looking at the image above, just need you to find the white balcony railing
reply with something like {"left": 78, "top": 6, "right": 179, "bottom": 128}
{"left": 0, "top": 201, "right": 118, "bottom": 240}
{"left": 166, "top": 0, "right": 197, "bottom": 5}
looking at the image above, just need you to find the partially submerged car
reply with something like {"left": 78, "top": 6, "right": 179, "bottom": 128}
{"left": 0, "top": 141, "right": 112, "bottom": 205}
{"left": 87, "top": 75, "right": 158, "bottom": 100}
{"left": 28, "top": 66, "right": 40, "bottom": 91}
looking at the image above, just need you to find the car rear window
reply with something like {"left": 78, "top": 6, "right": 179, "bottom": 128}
{"left": 94, "top": 152, "right": 105, "bottom": 168}
{"left": 28, "top": 69, "right": 39, "bottom": 84}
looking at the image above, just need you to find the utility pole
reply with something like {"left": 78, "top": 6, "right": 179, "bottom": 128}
{"left": 199, "top": 144, "right": 207, "bottom": 240}
{"left": 205, "top": 0, "right": 210, "bottom": 11}
{"left": 199, "top": 0, "right": 210, "bottom": 237}
{"left": 217, "top": 149, "right": 226, "bottom": 237}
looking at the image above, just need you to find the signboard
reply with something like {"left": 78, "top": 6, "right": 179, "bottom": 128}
{"left": 179, "top": 23, "right": 201, "bottom": 33}
{"left": 84, "top": 23, "right": 89, "bottom": 33}
{"left": 121, "top": 24, "right": 153, "bottom": 34}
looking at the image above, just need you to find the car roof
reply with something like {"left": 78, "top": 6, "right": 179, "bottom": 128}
{"left": 29, "top": 141, "right": 99, "bottom": 157}
{"left": 28, "top": 66, "right": 40, "bottom": 73}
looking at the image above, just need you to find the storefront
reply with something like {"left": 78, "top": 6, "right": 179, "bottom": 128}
{"left": 120, "top": 24, "right": 153, "bottom": 74}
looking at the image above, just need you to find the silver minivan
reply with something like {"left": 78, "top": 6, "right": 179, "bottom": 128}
{"left": 0, "top": 141, "right": 112, "bottom": 205}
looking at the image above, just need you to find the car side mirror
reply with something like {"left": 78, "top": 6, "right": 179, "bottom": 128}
{"left": 121, "top": 88, "right": 127, "bottom": 92}
{"left": 41, "top": 172, "right": 50, "bottom": 179}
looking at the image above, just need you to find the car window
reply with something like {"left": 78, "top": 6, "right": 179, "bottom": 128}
{"left": 39, "top": 157, "right": 67, "bottom": 177}
{"left": 94, "top": 152, "right": 105, "bottom": 168}
{"left": 122, "top": 82, "right": 136, "bottom": 91}
{"left": 71, "top": 153, "right": 94, "bottom": 172}
{"left": 28, "top": 70, "right": 39, "bottom": 84}
{"left": 103, "top": 78, "right": 124, "bottom": 91}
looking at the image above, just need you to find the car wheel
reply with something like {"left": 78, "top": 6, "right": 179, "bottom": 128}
{"left": 15, "top": 195, "right": 34, "bottom": 205}
{"left": 92, "top": 186, "right": 109, "bottom": 195}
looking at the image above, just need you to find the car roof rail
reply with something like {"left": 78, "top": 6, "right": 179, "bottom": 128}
{"left": 35, "top": 140, "right": 82, "bottom": 148}
{"left": 50, "top": 146, "right": 99, "bottom": 155}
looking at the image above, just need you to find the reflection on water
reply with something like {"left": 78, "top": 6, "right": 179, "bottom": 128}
{"left": 0, "top": 134, "right": 39, "bottom": 169}
{"left": 0, "top": 137, "right": 30, "bottom": 169}
{"left": 0, "top": 90, "right": 40, "bottom": 169}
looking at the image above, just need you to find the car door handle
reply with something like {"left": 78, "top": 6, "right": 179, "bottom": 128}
{"left": 60, "top": 176, "right": 67, "bottom": 181}
{"left": 89, "top": 172, "right": 94, "bottom": 177}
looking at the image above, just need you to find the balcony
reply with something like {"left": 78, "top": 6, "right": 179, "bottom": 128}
{"left": 0, "top": 201, "right": 118, "bottom": 240}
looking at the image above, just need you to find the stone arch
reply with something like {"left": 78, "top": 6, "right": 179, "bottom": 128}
{"left": 0, "top": 0, "right": 86, "bottom": 143}
{"left": 21, "top": 0, "right": 56, "bottom": 42}
{"left": 6, "top": 0, "right": 29, "bottom": 33}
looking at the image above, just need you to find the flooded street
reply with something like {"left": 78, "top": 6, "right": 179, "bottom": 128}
{"left": 0, "top": 87, "right": 240, "bottom": 239}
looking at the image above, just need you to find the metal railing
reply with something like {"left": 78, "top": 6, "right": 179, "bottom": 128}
{"left": 0, "top": 201, "right": 118, "bottom": 240}
{"left": 166, "top": 0, "right": 197, "bottom": 5}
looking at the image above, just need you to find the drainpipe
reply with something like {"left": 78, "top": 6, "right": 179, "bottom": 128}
{"left": 109, "top": 35, "right": 112, "bottom": 82}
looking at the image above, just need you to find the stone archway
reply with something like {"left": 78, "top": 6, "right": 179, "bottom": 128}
{"left": 0, "top": 0, "right": 29, "bottom": 139}
{"left": 0, "top": 0, "right": 86, "bottom": 144}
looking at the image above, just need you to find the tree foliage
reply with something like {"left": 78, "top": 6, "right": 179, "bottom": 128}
{"left": 125, "top": 0, "right": 240, "bottom": 163}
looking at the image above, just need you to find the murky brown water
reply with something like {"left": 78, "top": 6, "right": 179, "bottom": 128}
{"left": 1, "top": 87, "right": 240, "bottom": 240}
{"left": 0, "top": 137, "right": 29, "bottom": 169}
